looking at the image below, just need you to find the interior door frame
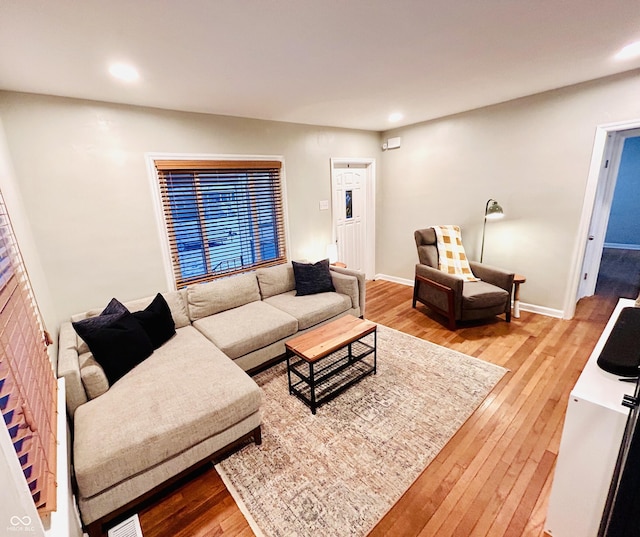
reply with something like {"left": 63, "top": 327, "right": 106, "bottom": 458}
{"left": 330, "top": 157, "right": 376, "bottom": 279}
{"left": 565, "top": 119, "right": 640, "bottom": 318}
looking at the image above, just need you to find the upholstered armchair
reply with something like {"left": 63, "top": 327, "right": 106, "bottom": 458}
{"left": 412, "top": 227, "right": 514, "bottom": 330}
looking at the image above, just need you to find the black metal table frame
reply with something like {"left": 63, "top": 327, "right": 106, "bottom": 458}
{"left": 286, "top": 329, "right": 377, "bottom": 414}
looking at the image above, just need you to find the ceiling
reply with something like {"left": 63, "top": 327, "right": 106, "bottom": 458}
{"left": 1, "top": 0, "right": 640, "bottom": 132}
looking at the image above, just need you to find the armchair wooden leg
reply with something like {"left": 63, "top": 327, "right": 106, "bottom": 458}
{"left": 506, "top": 311, "right": 511, "bottom": 323}
{"left": 412, "top": 278, "right": 418, "bottom": 308}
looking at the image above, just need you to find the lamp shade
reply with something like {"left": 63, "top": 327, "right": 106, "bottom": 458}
{"left": 480, "top": 198, "right": 504, "bottom": 263}
{"left": 485, "top": 199, "right": 504, "bottom": 220}
{"left": 326, "top": 243, "right": 338, "bottom": 264}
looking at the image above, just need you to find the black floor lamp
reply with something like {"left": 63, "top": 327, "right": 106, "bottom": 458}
{"left": 480, "top": 199, "right": 504, "bottom": 263}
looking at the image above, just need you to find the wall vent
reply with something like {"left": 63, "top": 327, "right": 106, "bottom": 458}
{"left": 107, "top": 514, "right": 143, "bottom": 537}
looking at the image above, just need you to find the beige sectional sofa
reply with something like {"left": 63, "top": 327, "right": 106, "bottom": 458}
{"left": 58, "top": 262, "right": 365, "bottom": 536}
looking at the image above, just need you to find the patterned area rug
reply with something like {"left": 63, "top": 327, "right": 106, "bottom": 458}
{"left": 215, "top": 324, "right": 506, "bottom": 537}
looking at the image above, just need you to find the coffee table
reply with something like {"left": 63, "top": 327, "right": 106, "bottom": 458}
{"left": 285, "top": 315, "right": 377, "bottom": 414}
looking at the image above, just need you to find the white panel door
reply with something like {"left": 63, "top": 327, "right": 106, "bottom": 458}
{"left": 332, "top": 164, "right": 365, "bottom": 271}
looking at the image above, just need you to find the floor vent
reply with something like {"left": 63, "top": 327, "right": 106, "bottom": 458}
{"left": 107, "top": 514, "right": 143, "bottom": 537}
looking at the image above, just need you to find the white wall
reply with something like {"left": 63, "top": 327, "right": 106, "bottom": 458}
{"left": 0, "top": 119, "right": 56, "bottom": 349}
{"left": 0, "top": 92, "right": 380, "bottom": 331}
{"left": 379, "top": 70, "right": 640, "bottom": 313}
{"left": 3, "top": 70, "right": 640, "bottom": 327}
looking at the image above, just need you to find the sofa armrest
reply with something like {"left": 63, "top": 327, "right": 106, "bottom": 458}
{"left": 330, "top": 266, "right": 366, "bottom": 317}
{"left": 330, "top": 271, "right": 359, "bottom": 312}
{"left": 57, "top": 321, "right": 88, "bottom": 418}
{"left": 469, "top": 261, "right": 514, "bottom": 292}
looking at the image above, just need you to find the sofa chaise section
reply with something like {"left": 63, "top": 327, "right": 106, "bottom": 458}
{"left": 58, "top": 290, "right": 263, "bottom": 537}
{"left": 73, "top": 325, "right": 262, "bottom": 527}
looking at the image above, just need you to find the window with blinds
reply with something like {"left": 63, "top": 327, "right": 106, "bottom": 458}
{"left": 0, "top": 190, "right": 57, "bottom": 513}
{"left": 155, "top": 159, "right": 287, "bottom": 288}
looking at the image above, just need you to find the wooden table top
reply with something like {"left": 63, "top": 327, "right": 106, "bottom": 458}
{"left": 285, "top": 314, "right": 377, "bottom": 363}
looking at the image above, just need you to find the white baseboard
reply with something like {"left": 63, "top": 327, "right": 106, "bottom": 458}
{"left": 374, "top": 273, "right": 413, "bottom": 286}
{"left": 374, "top": 274, "right": 564, "bottom": 319}
{"left": 517, "top": 302, "right": 564, "bottom": 319}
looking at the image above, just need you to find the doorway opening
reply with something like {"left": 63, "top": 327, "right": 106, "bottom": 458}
{"left": 594, "top": 134, "right": 640, "bottom": 299}
{"left": 330, "top": 158, "right": 376, "bottom": 279}
{"left": 568, "top": 122, "right": 640, "bottom": 317}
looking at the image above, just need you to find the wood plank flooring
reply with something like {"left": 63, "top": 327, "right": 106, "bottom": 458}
{"left": 138, "top": 280, "right": 619, "bottom": 537}
{"left": 595, "top": 247, "right": 640, "bottom": 299}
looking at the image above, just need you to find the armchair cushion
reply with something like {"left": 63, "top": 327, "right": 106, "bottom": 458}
{"left": 414, "top": 228, "right": 439, "bottom": 267}
{"left": 462, "top": 281, "right": 510, "bottom": 310}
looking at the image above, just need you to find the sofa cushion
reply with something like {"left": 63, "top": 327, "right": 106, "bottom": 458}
{"left": 292, "top": 259, "right": 335, "bottom": 296}
{"left": 78, "top": 353, "right": 110, "bottom": 400}
{"left": 187, "top": 273, "right": 261, "bottom": 320}
{"left": 192, "top": 301, "right": 297, "bottom": 359}
{"left": 330, "top": 271, "right": 359, "bottom": 310}
{"left": 265, "top": 290, "right": 352, "bottom": 330}
{"left": 73, "top": 311, "right": 154, "bottom": 385}
{"left": 256, "top": 263, "right": 296, "bottom": 299}
{"left": 132, "top": 293, "right": 176, "bottom": 349}
{"left": 73, "top": 326, "right": 262, "bottom": 499}
{"left": 124, "top": 290, "right": 191, "bottom": 330}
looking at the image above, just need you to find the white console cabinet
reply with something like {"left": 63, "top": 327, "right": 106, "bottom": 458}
{"left": 545, "top": 299, "right": 636, "bottom": 537}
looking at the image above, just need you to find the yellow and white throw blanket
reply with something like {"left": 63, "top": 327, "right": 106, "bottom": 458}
{"left": 432, "top": 225, "right": 479, "bottom": 281}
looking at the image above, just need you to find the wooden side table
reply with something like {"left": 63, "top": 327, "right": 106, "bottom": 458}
{"left": 513, "top": 274, "right": 526, "bottom": 318}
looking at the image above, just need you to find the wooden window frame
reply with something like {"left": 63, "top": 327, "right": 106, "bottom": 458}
{"left": 154, "top": 158, "right": 288, "bottom": 288}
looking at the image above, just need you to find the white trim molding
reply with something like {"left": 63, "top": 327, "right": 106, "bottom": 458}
{"left": 565, "top": 117, "right": 640, "bottom": 319}
{"left": 374, "top": 273, "right": 413, "bottom": 286}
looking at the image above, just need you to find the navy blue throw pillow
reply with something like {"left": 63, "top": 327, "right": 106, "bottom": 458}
{"left": 73, "top": 299, "right": 153, "bottom": 385}
{"left": 292, "top": 259, "right": 335, "bottom": 296}
{"left": 72, "top": 297, "right": 128, "bottom": 335}
{"left": 132, "top": 293, "right": 176, "bottom": 349}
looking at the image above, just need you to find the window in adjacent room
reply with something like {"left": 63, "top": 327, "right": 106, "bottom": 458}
{"left": 154, "top": 159, "right": 287, "bottom": 288}
{"left": 0, "top": 188, "right": 57, "bottom": 513}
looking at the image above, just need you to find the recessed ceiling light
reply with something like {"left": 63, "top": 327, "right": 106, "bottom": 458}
{"left": 615, "top": 41, "right": 640, "bottom": 61}
{"left": 388, "top": 112, "right": 403, "bottom": 123}
{"left": 109, "top": 62, "right": 140, "bottom": 82}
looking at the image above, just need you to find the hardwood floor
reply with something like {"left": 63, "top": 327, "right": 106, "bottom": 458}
{"left": 138, "top": 280, "right": 619, "bottom": 537}
{"left": 595, "top": 247, "right": 640, "bottom": 299}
